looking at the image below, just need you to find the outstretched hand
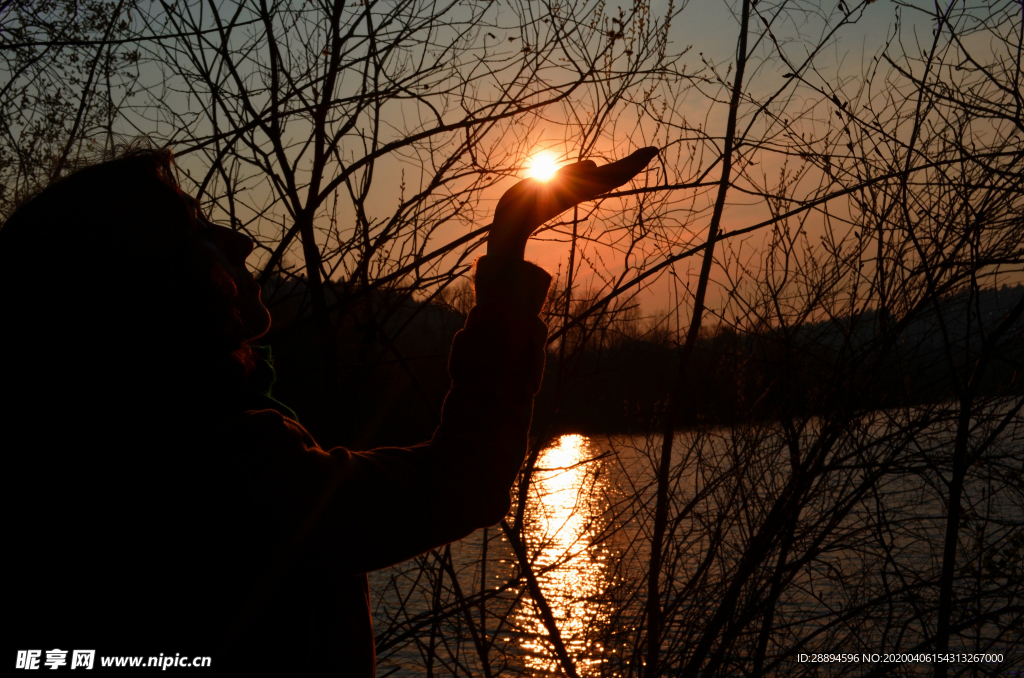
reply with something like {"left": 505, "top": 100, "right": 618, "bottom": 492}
{"left": 488, "top": 147, "right": 660, "bottom": 259}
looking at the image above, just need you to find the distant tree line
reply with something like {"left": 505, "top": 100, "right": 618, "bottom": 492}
{"left": 259, "top": 278, "right": 1024, "bottom": 447}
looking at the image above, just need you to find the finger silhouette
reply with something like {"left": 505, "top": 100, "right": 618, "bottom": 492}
{"left": 550, "top": 147, "right": 659, "bottom": 209}
{"left": 489, "top": 147, "right": 660, "bottom": 258}
{"left": 591, "top": 146, "right": 660, "bottom": 189}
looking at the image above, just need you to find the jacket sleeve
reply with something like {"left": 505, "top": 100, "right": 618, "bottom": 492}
{"left": 232, "top": 255, "right": 551, "bottom": 574}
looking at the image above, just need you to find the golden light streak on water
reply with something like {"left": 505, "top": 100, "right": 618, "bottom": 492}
{"left": 515, "top": 434, "right": 614, "bottom": 675}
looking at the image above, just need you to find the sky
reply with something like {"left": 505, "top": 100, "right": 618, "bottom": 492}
{"left": 498, "top": 0, "right": 918, "bottom": 321}
{"left": 59, "top": 0, "right": 1009, "bottom": 326}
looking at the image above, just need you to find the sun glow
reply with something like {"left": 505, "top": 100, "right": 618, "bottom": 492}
{"left": 525, "top": 152, "right": 560, "bottom": 181}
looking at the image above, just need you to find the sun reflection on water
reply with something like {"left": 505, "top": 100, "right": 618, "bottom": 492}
{"left": 516, "top": 434, "right": 615, "bottom": 675}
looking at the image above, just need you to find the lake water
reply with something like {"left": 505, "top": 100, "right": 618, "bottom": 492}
{"left": 371, "top": 407, "right": 1024, "bottom": 676}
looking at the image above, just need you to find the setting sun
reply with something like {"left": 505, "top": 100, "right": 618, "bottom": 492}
{"left": 526, "top": 152, "right": 560, "bottom": 181}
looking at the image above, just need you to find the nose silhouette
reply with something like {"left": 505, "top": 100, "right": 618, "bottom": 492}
{"left": 203, "top": 224, "right": 254, "bottom": 267}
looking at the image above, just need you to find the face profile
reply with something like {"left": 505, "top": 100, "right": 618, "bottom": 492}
{"left": 195, "top": 218, "right": 272, "bottom": 342}
{"left": 0, "top": 145, "right": 275, "bottom": 418}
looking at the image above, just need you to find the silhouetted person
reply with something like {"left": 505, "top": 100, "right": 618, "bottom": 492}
{"left": 3, "top": 145, "right": 656, "bottom": 673}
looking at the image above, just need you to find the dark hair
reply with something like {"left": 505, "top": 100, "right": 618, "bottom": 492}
{"left": 0, "top": 144, "right": 255, "bottom": 412}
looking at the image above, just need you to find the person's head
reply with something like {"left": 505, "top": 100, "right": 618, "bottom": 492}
{"left": 0, "top": 145, "right": 270, "bottom": 400}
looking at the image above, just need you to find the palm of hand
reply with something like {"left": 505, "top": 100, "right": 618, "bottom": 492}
{"left": 488, "top": 147, "right": 659, "bottom": 259}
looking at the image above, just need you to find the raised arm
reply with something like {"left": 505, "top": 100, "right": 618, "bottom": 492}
{"left": 231, "top": 256, "right": 550, "bottom": 574}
